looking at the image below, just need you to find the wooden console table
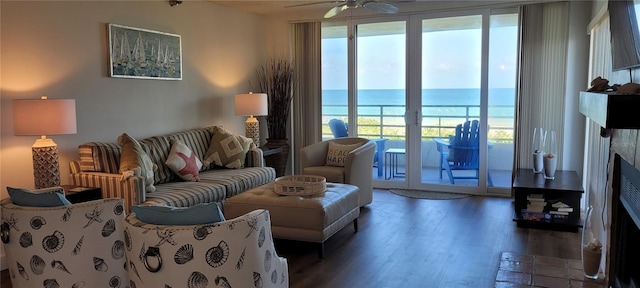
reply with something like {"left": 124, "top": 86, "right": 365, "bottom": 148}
{"left": 512, "top": 168, "right": 584, "bottom": 232}
{"left": 261, "top": 147, "right": 283, "bottom": 157}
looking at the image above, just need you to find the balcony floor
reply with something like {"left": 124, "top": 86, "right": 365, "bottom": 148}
{"left": 373, "top": 166, "right": 513, "bottom": 188}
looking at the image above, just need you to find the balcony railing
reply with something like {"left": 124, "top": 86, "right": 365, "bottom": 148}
{"left": 322, "top": 104, "right": 515, "bottom": 143}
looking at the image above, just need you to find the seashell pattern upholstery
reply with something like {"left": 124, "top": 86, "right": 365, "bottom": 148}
{"left": 123, "top": 209, "right": 289, "bottom": 288}
{"left": 0, "top": 198, "right": 129, "bottom": 288}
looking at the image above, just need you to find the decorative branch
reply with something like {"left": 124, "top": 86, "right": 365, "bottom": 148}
{"left": 253, "top": 58, "right": 296, "bottom": 140}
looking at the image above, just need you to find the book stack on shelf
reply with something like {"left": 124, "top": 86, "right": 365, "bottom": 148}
{"left": 549, "top": 201, "right": 573, "bottom": 216}
{"left": 520, "top": 194, "right": 572, "bottom": 223}
{"left": 521, "top": 194, "right": 549, "bottom": 221}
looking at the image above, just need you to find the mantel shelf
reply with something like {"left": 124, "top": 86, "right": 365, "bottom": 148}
{"left": 579, "top": 91, "right": 640, "bottom": 129}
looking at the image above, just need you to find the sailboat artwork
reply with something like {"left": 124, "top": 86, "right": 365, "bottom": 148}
{"left": 108, "top": 24, "right": 182, "bottom": 80}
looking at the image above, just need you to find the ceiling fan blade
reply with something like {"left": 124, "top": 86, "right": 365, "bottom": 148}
{"left": 284, "top": 1, "right": 341, "bottom": 8}
{"left": 362, "top": 1, "right": 398, "bottom": 14}
{"left": 324, "top": 4, "right": 348, "bottom": 18}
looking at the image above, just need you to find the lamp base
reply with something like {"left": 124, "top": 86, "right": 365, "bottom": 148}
{"left": 32, "top": 139, "right": 60, "bottom": 189}
{"left": 245, "top": 117, "right": 260, "bottom": 147}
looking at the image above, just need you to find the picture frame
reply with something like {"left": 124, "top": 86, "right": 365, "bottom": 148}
{"left": 108, "top": 24, "right": 182, "bottom": 80}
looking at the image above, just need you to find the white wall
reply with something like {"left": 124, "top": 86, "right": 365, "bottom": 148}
{"left": 563, "top": 1, "right": 592, "bottom": 178}
{"left": 0, "top": 0, "right": 268, "bottom": 270}
{"left": 1, "top": 1, "right": 268, "bottom": 194}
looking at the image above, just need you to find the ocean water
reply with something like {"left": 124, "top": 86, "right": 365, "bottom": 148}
{"left": 322, "top": 88, "right": 516, "bottom": 118}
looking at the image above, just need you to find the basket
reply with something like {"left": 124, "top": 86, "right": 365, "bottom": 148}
{"left": 273, "top": 175, "right": 327, "bottom": 196}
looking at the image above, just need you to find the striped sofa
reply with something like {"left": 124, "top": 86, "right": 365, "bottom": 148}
{"left": 69, "top": 126, "right": 276, "bottom": 212}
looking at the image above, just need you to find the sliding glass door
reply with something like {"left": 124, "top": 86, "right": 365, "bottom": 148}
{"left": 321, "top": 9, "right": 517, "bottom": 194}
{"left": 321, "top": 19, "right": 408, "bottom": 186}
{"left": 356, "top": 21, "right": 407, "bottom": 183}
{"left": 412, "top": 11, "right": 517, "bottom": 194}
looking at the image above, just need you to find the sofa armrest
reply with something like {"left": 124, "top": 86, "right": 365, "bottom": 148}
{"left": 69, "top": 161, "right": 144, "bottom": 212}
{"left": 245, "top": 146, "right": 265, "bottom": 167}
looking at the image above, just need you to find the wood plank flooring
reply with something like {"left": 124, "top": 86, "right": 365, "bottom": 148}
{"left": 277, "top": 189, "right": 582, "bottom": 288}
{"left": 0, "top": 189, "right": 582, "bottom": 288}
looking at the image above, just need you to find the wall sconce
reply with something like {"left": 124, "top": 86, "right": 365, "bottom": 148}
{"left": 169, "top": 0, "right": 182, "bottom": 7}
{"left": 13, "top": 96, "right": 77, "bottom": 189}
{"left": 235, "top": 92, "right": 268, "bottom": 147}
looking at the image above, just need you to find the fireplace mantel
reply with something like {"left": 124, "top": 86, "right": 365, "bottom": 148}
{"left": 579, "top": 91, "right": 640, "bottom": 129}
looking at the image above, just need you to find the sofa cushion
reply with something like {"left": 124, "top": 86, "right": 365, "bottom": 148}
{"left": 165, "top": 139, "right": 202, "bottom": 182}
{"left": 131, "top": 202, "right": 225, "bottom": 225}
{"left": 203, "top": 126, "right": 252, "bottom": 169}
{"left": 199, "top": 166, "right": 276, "bottom": 198}
{"left": 7, "top": 187, "right": 71, "bottom": 207}
{"left": 326, "top": 141, "right": 363, "bottom": 167}
{"left": 140, "top": 128, "right": 213, "bottom": 185}
{"left": 118, "top": 133, "right": 156, "bottom": 193}
{"left": 142, "top": 181, "right": 227, "bottom": 207}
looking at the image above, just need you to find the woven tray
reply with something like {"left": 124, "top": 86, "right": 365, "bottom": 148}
{"left": 273, "top": 175, "right": 326, "bottom": 196}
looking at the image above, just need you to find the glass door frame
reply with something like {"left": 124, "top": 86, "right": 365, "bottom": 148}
{"left": 406, "top": 8, "right": 516, "bottom": 196}
{"left": 325, "top": 8, "right": 516, "bottom": 195}
{"left": 346, "top": 16, "right": 412, "bottom": 190}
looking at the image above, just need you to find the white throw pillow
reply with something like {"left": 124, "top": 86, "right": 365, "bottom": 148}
{"left": 166, "top": 139, "right": 203, "bottom": 182}
{"left": 326, "top": 141, "right": 363, "bottom": 167}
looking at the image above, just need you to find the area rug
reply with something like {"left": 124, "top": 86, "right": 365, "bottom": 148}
{"left": 389, "top": 189, "right": 470, "bottom": 200}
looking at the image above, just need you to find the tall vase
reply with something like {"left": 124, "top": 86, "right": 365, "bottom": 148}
{"left": 263, "top": 138, "right": 290, "bottom": 177}
{"left": 543, "top": 130, "right": 558, "bottom": 180}
{"left": 532, "top": 127, "right": 545, "bottom": 173}
{"left": 582, "top": 205, "right": 602, "bottom": 279}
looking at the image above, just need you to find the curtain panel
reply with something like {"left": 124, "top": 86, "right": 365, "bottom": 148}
{"left": 515, "top": 2, "right": 569, "bottom": 175}
{"left": 291, "top": 22, "right": 322, "bottom": 174}
{"left": 585, "top": 12, "right": 611, "bottom": 274}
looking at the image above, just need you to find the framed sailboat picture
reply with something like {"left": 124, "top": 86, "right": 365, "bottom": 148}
{"left": 108, "top": 24, "right": 182, "bottom": 80}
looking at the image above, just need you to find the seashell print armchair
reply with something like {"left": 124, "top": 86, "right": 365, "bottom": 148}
{"left": 123, "top": 209, "right": 289, "bottom": 288}
{"left": 0, "top": 197, "right": 129, "bottom": 288}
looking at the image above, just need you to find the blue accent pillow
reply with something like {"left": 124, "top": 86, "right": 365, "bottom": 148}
{"left": 7, "top": 187, "right": 71, "bottom": 207}
{"left": 131, "top": 202, "right": 225, "bottom": 225}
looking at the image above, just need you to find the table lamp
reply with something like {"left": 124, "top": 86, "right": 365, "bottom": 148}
{"left": 13, "top": 96, "right": 77, "bottom": 189}
{"left": 234, "top": 92, "right": 268, "bottom": 147}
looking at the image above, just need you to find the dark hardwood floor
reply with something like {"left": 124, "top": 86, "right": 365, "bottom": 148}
{"left": 277, "top": 189, "right": 582, "bottom": 288}
{"left": 1, "top": 189, "right": 582, "bottom": 288}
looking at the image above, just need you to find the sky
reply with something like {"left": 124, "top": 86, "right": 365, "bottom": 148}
{"left": 321, "top": 17, "right": 518, "bottom": 90}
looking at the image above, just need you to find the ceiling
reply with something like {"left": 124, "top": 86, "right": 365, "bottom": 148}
{"left": 207, "top": 0, "right": 542, "bottom": 20}
{"left": 208, "top": 1, "right": 336, "bottom": 15}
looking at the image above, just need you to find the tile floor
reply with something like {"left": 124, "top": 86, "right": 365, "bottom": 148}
{"left": 495, "top": 252, "right": 608, "bottom": 288}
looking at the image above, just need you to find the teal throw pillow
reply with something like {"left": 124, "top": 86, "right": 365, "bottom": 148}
{"left": 131, "top": 202, "right": 225, "bottom": 225}
{"left": 7, "top": 187, "right": 71, "bottom": 207}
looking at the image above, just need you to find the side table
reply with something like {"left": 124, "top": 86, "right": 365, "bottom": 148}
{"left": 62, "top": 185, "right": 102, "bottom": 204}
{"left": 261, "top": 147, "right": 283, "bottom": 157}
{"left": 385, "top": 148, "right": 406, "bottom": 180}
{"left": 512, "top": 169, "right": 584, "bottom": 232}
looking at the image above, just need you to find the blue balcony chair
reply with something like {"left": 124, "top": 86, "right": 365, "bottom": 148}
{"left": 434, "top": 120, "right": 493, "bottom": 186}
{"left": 328, "top": 118, "right": 387, "bottom": 177}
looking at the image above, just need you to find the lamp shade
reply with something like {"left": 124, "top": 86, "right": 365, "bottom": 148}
{"left": 13, "top": 98, "right": 77, "bottom": 136}
{"left": 234, "top": 93, "right": 268, "bottom": 116}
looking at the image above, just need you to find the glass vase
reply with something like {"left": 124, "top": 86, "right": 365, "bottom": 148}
{"left": 542, "top": 130, "right": 557, "bottom": 180}
{"left": 532, "top": 127, "right": 545, "bottom": 173}
{"left": 581, "top": 205, "right": 602, "bottom": 279}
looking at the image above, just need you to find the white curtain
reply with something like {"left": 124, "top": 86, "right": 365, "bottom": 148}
{"left": 291, "top": 22, "right": 322, "bottom": 174}
{"left": 515, "top": 2, "right": 569, "bottom": 173}
{"left": 585, "top": 11, "right": 611, "bottom": 275}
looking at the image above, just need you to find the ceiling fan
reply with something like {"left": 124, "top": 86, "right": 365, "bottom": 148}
{"left": 288, "top": 0, "right": 407, "bottom": 18}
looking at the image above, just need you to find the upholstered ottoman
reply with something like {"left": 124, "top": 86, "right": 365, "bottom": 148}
{"left": 224, "top": 182, "right": 360, "bottom": 258}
